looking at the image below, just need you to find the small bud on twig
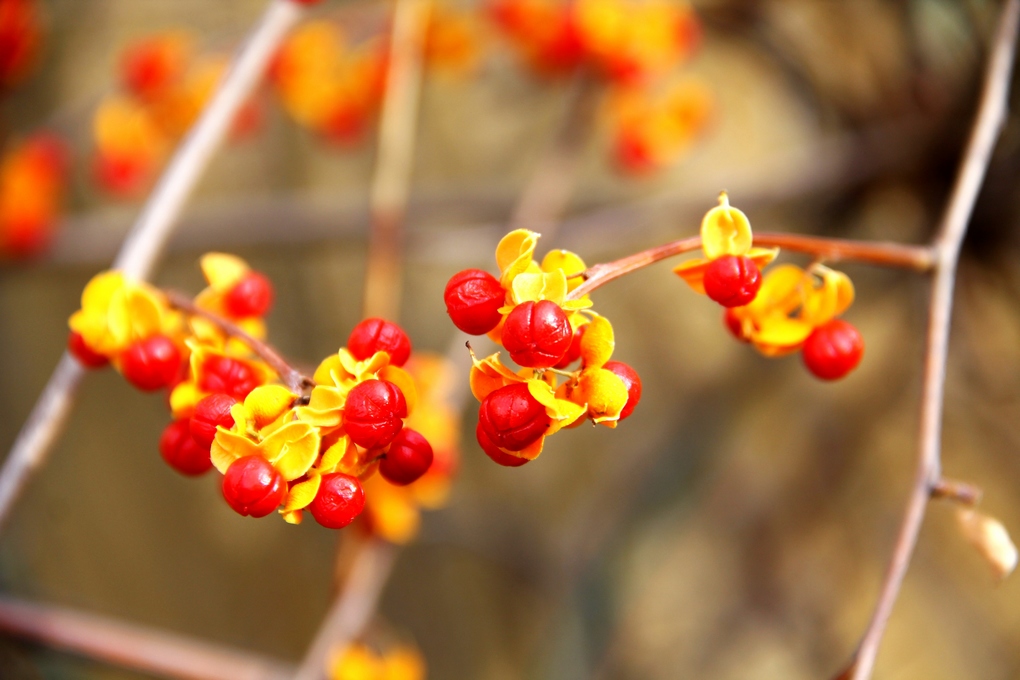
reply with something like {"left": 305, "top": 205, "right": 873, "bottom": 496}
{"left": 956, "top": 508, "right": 1018, "bottom": 581}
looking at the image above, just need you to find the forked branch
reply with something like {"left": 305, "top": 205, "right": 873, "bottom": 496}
{"left": 842, "top": 1, "right": 1020, "bottom": 678}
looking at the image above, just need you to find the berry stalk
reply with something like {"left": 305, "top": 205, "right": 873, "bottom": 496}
{"left": 164, "top": 291, "right": 313, "bottom": 394}
{"left": 568, "top": 233, "right": 934, "bottom": 301}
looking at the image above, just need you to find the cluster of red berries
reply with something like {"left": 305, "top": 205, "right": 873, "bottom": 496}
{"left": 70, "top": 261, "right": 436, "bottom": 529}
{"left": 68, "top": 266, "right": 276, "bottom": 473}
{"left": 444, "top": 242, "right": 642, "bottom": 467}
{"left": 215, "top": 318, "right": 431, "bottom": 529}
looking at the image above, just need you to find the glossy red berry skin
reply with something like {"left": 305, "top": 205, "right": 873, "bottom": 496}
{"left": 343, "top": 379, "right": 408, "bottom": 449}
{"left": 476, "top": 422, "right": 529, "bottom": 467}
{"left": 224, "top": 271, "right": 274, "bottom": 318}
{"left": 802, "top": 319, "right": 864, "bottom": 381}
{"left": 478, "top": 382, "right": 550, "bottom": 452}
{"left": 198, "top": 356, "right": 262, "bottom": 400}
{"left": 159, "top": 419, "right": 213, "bottom": 476}
{"left": 444, "top": 269, "right": 506, "bottom": 335}
{"left": 67, "top": 331, "right": 109, "bottom": 368}
{"left": 309, "top": 473, "right": 365, "bottom": 528}
{"left": 501, "top": 300, "right": 572, "bottom": 368}
{"left": 221, "top": 455, "right": 287, "bottom": 518}
{"left": 380, "top": 427, "right": 433, "bottom": 485}
{"left": 703, "top": 255, "right": 761, "bottom": 308}
{"left": 190, "top": 394, "right": 238, "bottom": 448}
{"left": 603, "top": 361, "right": 642, "bottom": 420}
{"left": 554, "top": 323, "right": 587, "bottom": 368}
{"left": 120, "top": 335, "right": 181, "bottom": 391}
{"left": 347, "top": 318, "right": 411, "bottom": 367}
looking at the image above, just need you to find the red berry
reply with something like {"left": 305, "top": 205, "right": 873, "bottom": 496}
{"left": 501, "top": 300, "right": 572, "bottom": 368}
{"left": 308, "top": 473, "right": 365, "bottom": 529}
{"left": 723, "top": 309, "right": 751, "bottom": 343}
{"left": 199, "top": 355, "right": 262, "bottom": 400}
{"left": 444, "top": 269, "right": 506, "bottom": 335}
{"left": 347, "top": 318, "right": 412, "bottom": 367}
{"left": 476, "top": 422, "right": 529, "bottom": 467}
{"left": 221, "top": 455, "right": 287, "bottom": 518}
{"left": 554, "top": 323, "right": 587, "bottom": 368}
{"left": 802, "top": 319, "right": 864, "bottom": 381}
{"left": 67, "top": 331, "right": 109, "bottom": 369}
{"left": 380, "top": 428, "right": 433, "bottom": 485}
{"left": 478, "top": 382, "right": 550, "bottom": 452}
{"left": 159, "top": 419, "right": 213, "bottom": 476}
{"left": 703, "top": 255, "right": 761, "bottom": 308}
{"left": 603, "top": 361, "right": 642, "bottom": 420}
{"left": 224, "top": 271, "right": 274, "bottom": 318}
{"left": 343, "top": 379, "right": 408, "bottom": 449}
{"left": 190, "top": 394, "right": 237, "bottom": 448}
{"left": 120, "top": 335, "right": 181, "bottom": 391}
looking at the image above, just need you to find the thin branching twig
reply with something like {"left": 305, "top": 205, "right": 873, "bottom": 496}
{"left": 165, "top": 291, "right": 314, "bottom": 394}
{"left": 842, "top": 1, "right": 1020, "bottom": 678}
{"left": 508, "top": 72, "right": 601, "bottom": 236}
{"left": 0, "top": 596, "right": 293, "bottom": 680}
{"left": 0, "top": 0, "right": 306, "bottom": 533}
{"left": 362, "top": 0, "right": 431, "bottom": 321}
{"left": 299, "top": 0, "right": 431, "bottom": 677}
{"left": 568, "top": 233, "right": 934, "bottom": 301}
{"left": 292, "top": 539, "right": 397, "bottom": 680}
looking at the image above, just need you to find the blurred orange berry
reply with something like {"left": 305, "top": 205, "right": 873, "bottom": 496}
{"left": 0, "top": 132, "right": 69, "bottom": 257}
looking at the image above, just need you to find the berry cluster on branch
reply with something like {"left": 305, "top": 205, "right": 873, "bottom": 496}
{"left": 66, "top": 253, "right": 457, "bottom": 533}
{"left": 674, "top": 193, "right": 864, "bottom": 380}
{"left": 445, "top": 229, "right": 642, "bottom": 466}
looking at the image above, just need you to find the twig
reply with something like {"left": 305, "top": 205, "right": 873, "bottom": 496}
{"left": 321, "top": 0, "right": 430, "bottom": 671}
{"left": 292, "top": 539, "right": 397, "bottom": 680}
{"left": 508, "top": 71, "right": 602, "bottom": 237}
{"left": 752, "top": 233, "right": 934, "bottom": 271}
{"left": 362, "top": 0, "right": 431, "bottom": 321}
{"left": 842, "top": 1, "right": 1020, "bottom": 678}
{"left": 0, "top": 596, "right": 293, "bottom": 680}
{"left": 930, "top": 477, "right": 983, "bottom": 506}
{"left": 567, "top": 233, "right": 933, "bottom": 301}
{"left": 164, "top": 291, "right": 314, "bottom": 394}
{"left": 0, "top": 0, "right": 305, "bottom": 533}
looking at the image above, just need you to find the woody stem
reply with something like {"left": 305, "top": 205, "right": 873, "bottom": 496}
{"left": 165, "top": 291, "right": 313, "bottom": 394}
{"left": 568, "top": 233, "right": 935, "bottom": 301}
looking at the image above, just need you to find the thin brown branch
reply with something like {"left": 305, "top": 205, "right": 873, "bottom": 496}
{"left": 931, "top": 477, "right": 984, "bottom": 506}
{"left": 753, "top": 233, "right": 934, "bottom": 271}
{"left": 164, "top": 291, "right": 313, "bottom": 394}
{"left": 0, "top": 596, "right": 293, "bottom": 680}
{"left": 842, "top": 1, "right": 1020, "bottom": 679}
{"left": 508, "top": 71, "right": 602, "bottom": 236}
{"left": 293, "top": 538, "right": 397, "bottom": 680}
{"left": 567, "top": 232, "right": 933, "bottom": 301}
{"left": 0, "top": 0, "right": 305, "bottom": 534}
{"left": 362, "top": 0, "right": 431, "bottom": 321}
{"left": 568, "top": 236, "right": 702, "bottom": 300}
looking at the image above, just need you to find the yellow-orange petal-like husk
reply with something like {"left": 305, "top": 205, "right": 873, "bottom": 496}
{"left": 701, "top": 192, "right": 752, "bottom": 260}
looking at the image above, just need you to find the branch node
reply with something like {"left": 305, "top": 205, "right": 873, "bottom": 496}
{"left": 931, "top": 477, "right": 983, "bottom": 506}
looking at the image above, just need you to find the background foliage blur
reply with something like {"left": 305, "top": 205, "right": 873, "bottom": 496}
{"left": 1, "top": 0, "right": 1020, "bottom": 678}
